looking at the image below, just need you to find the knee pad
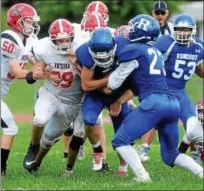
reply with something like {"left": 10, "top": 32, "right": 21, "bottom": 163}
{"left": 64, "top": 128, "right": 73, "bottom": 136}
{"left": 33, "top": 115, "right": 48, "bottom": 127}
{"left": 3, "top": 124, "right": 18, "bottom": 136}
{"left": 186, "top": 116, "right": 203, "bottom": 144}
{"left": 83, "top": 114, "right": 98, "bottom": 126}
{"left": 69, "top": 135, "right": 84, "bottom": 151}
{"left": 182, "top": 132, "right": 191, "bottom": 144}
{"left": 161, "top": 150, "right": 180, "bottom": 166}
{"left": 41, "top": 134, "right": 60, "bottom": 149}
{"left": 95, "top": 113, "right": 103, "bottom": 127}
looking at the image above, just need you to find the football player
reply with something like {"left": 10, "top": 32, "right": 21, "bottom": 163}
{"left": 1, "top": 3, "right": 41, "bottom": 176}
{"left": 73, "top": 28, "right": 134, "bottom": 176}
{"left": 107, "top": 14, "right": 203, "bottom": 182}
{"left": 153, "top": 13, "right": 204, "bottom": 161}
{"left": 23, "top": 19, "right": 85, "bottom": 173}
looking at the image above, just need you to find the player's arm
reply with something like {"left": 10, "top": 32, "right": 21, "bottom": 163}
{"left": 109, "top": 89, "right": 134, "bottom": 117}
{"left": 81, "top": 66, "right": 109, "bottom": 91}
{"left": 8, "top": 61, "right": 29, "bottom": 79}
{"left": 195, "top": 61, "right": 204, "bottom": 78}
{"left": 107, "top": 59, "right": 138, "bottom": 90}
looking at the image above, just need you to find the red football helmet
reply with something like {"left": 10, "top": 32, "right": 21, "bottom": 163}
{"left": 48, "top": 19, "right": 75, "bottom": 54}
{"left": 7, "top": 3, "right": 40, "bottom": 36}
{"left": 114, "top": 25, "right": 130, "bottom": 39}
{"left": 81, "top": 13, "right": 107, "bottom": 33}
{"left": 197, "top": 100, "right": 204, "bottom": 126}
{"left": 83, "top": 1, "right": 109, "bottom": 25}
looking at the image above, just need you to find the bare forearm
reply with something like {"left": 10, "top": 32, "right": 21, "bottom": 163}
{"left": 196, "top": 66, "right": 204, "bottom": 78}
{"left": 82, "top": 78, "right": 109, "bottom": 91}
{"left": 14, "top": 69, "right": 29, "bottom": 79}
{"left": 116, "top": 89, "right": 134, "bottom": 104}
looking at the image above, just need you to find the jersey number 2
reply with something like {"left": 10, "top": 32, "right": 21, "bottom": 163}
{"left": 51, "top": 71, "right": 74, "bottom": 88}
{"left": 148, "top": 48, "right": 166, "bottom": 75}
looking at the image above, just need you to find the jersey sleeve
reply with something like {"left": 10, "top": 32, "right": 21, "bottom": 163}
{"left": 1, "top": 31, "right": 23, "bottom": 60}
{"left": 193, "top": 37, "right": 204, "bottom": 65}
{"left": 76, "top": 42, "right": 94, "bottom": 68}
{"left": 108, "top": 59, "right": 139, "bottom": 90}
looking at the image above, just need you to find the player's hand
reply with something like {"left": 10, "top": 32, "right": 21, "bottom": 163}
{"left": 99, "top": 87, "right": 112, "bottom": 95}
{"left": 32, "top": 67, "right": 43, "bottom": 80}
{"left": 50, "top": 71, "right": 61, "bottom": 86}
{"left": 109, "top": 100, "right": 122, "bottom": 117}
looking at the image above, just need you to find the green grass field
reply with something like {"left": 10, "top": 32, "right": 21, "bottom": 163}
{"left": 1, "top": 75, "right": 203, "bottom": 190}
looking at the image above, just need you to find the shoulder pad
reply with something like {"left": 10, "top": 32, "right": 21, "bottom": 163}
{"left": 115, "top": 36, "right": 130, "bottom": 57}
{"left": 193, "top": 37, "right": 204, "bottom": 50}
{"left": 1, "top": 30, "right": 24, "bottom": 58}
{"left": 76, "top": 42, "right": 94, "bottom": 68}
{"left": 31, "top": 37, "right": 49, "bottom": 60}
{"left": 154, "top": 35, "right": 174, "bottom": 53}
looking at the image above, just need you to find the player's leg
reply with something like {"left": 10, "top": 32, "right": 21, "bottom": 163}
{"left": 31, "top": 102, "right": 78, "bottom": 173}
{"left": 1, "top": 100, "right": 18, "bottom": 176}
{"left": 112, "top": 105, "right": 157, "bottom": 182}
{"left": 95, "top": 111, "right": 112, "bottom": 171}
{"left": 62, "top": 124, "right": 73, "bottom": 158}
{"left": 139, "top": 129, "right": 155, "bottom": 163}
{"left": 129, "top": 98, "right": 153, "bottom": 163}
{"left": 63, "top": 108, "right": 85, "bottom": 175}
{"left": 158, "top": 119, "right": 203, "bottom": 179}
{"left": 82, "top": 92, "right": 105, "bottom": 171}
{"left": 112, "top": 94, "right": 179, "bottom": 182}
{"left": 178, "top": 90, "right": 203, "bottom": 163}
{"left": 23, "top": 87, "right": 58, "bottom": 170}
{"left": 109, "top": 102, "right": 130, "bottom": 176}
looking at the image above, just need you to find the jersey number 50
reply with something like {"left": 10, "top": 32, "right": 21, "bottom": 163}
{"left": 172, "top": 60, "right": 196, "bottom": 80}
{"left": 2, "top": 40, "right": 15, "bottom": 53}
{"left": 51, "top": 71, "right": 74, "bottom": 88}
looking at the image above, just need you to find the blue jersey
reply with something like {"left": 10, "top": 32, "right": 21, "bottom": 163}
{"left": 118, "top": 43, "right": 170, "bottom": 101}
{"left": 76, "top": 36, "right": 130, "bottom": 79}
{"left": 154, "top": 35, "right": 204, "bottom": 89}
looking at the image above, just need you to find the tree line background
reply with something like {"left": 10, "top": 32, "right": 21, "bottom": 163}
{"left": 1, "top": 0, "right": 196, "bottom": 38}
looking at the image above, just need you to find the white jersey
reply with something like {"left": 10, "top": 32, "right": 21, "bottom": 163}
{"left": 32, "top": 37, "right": 83, "bottom": 104}
{"left": 1, "top": 30, "right": 39, "bottom": 98}
{"left": 72, "top": 23, "right": 91, "bottom": 50}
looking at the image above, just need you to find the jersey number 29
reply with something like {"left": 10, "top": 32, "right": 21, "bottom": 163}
{"left": 51, "top": 71, "right": 73, "bottom": 88}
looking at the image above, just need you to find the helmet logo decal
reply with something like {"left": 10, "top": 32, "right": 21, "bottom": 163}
{"left": 137, "top": 18, "right": 150, "bottom": 31}
{"left": 11, "top": 6, "right": 24, "bottom": 16}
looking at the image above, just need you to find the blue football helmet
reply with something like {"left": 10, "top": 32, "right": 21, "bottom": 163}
{"left": 88, "top": 28, "right": 117, "bottom": 68}
{"left": 128, "top": 14, "right": 160, "bottom": 45}
{"left": 173, "top": 13, "right": 196, "bottom": 44}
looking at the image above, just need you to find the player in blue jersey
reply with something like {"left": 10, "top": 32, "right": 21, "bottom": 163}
{"left": 153, "top": 13, "right": 204, "bottom": 163}
{"left": 74, "top": 28, "right": 133, "bottom": 175}
{"left": 107, "top": 14, "right": 203, "bottom": 183}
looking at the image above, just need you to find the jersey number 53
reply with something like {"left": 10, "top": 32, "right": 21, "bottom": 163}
{"left": 172, "top": 60, "right": 196, "bottom": 80}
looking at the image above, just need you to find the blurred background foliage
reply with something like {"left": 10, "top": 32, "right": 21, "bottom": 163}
{"left": 2, "top": 0, "right": 186, "bottom": 38}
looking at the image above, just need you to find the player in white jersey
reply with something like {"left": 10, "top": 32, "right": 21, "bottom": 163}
{"left": 1, "top": 3, "right": 41, "bottom": 176}
{"left": 23, "top": 19, "right": 86, "bottom": 173}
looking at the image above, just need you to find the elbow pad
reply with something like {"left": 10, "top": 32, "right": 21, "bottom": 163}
{"left": 25, "top": 72, "right": 36, "bottom": 84}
